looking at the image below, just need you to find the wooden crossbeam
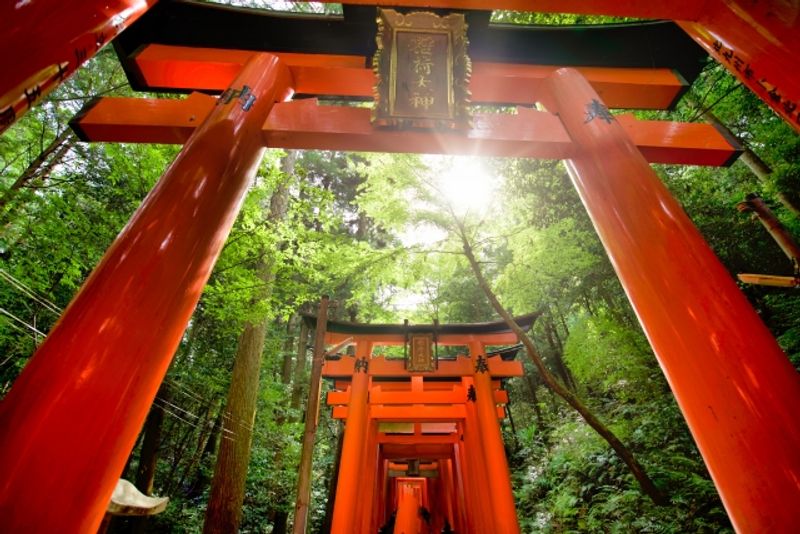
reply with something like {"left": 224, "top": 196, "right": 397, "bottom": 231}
{"left": 266, "top": 100, "right": 740, "bottom": 165}
{"left": 332, "top": 405, "right": 506, "bottom": 420}
{"left": 378, "top": 434, "right": 459, "bottom": 445}
{"left": 333, "top": 379, "right": 503, "bottom": 390}
{"left": 387, "top": 462, "right": 439, "bottom": 470}
{"left": 131, "top": 44, "right": 687, "bottom": 109}
{"left": 382, "top": 443, "right": 455, "bottom": 460}
{"left": 326, "top": 388, "right": 509, "bottom": 405}
{"left": 265, "top": 100, "right": 572, "bottom": 160}
{"left": 71, "top": 96, "right": 741, "bottom": 166}
{"left": 325, "top": 330, "right": 521, "bottom": 346}
{"left": 71, "top": 93, "right": 214, "bottom": 145}
{"left": 321, "top": 356, "right": 524, "bottom": 379}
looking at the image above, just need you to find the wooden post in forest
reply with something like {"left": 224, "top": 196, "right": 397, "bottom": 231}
{"left": 737, "top": 194, "right": 800, "bottom": 271}
{"left": 289, "top": 320, "right": 311, "bottom": 410}
{"left": 292, "top": 296, "right": 329, "bottom": 534}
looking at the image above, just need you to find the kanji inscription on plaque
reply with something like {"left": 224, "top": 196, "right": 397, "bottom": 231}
{"left": 408, "top": 333, "right": 436, "bottom": 372}
{"left": 373, "top": 9, "right": 471, "bottom": 129}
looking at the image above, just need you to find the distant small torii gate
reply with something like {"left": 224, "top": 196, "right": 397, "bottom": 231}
{"left": 314, "top": 314, "right": 537, "bottom": 533}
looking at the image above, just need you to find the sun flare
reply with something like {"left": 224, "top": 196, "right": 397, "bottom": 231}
{"left": 433, "top": 156, "right": 496, "bottom": 215}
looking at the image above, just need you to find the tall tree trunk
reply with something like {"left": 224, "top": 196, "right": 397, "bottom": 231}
{"left": 130, "top": 382, "right": 171, "bottom": 534}
{"left": 175, "top": 399, "right": 221, "bottom": 494}
{"left": 737, "top": 193, "right": 800, "bottom": 270}
{"left": 164, "top": 408, "right": 200, "bottom": 493}
{"left": 289, "top": 320, "right": 311, "bottom": 410}
{"left": 204, "top": 322, "right": 267, "bottom": 533}
{"left": 281, "top": 316, "right": 297, "bottom": 384}
{"left": 292, "top": 298, "right": 329, "bottom": 534}
{"left": 542, "top": 319, "right": 576, "bottom": 391}
{"left": 554, "top": 302, "right": 570, "bottom": 339}
{"left": 135, "top": 382, "right": 171, "bottom": 496}
{"left": 457, "top": 221, "right": 667, "bottom": 505}
{"left": 203, "top": 153, "right": 295, "bottom": 533}
{"left": 271, "top": 315, "right": 301, "bottom": 531}
{"left": 524, "top": 373, "right": 546, "bottom": 432}
{"left": 187, "top": 410, "right": 223, "bottom": 500}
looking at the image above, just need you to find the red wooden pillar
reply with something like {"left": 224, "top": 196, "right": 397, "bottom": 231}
{"left": 429, "top": 463, "right": 447, "bottom": 532}
{"left": 0, "top": 0, "right": 157, "bottom": 134}
{"left": 0, "top": 53, "right": 292, "bottom": 533}
{"left": 358, "top": 419, "right": 381, "bottom": 534}
{"left": 542, "top": 67, "right": 800, "bottom": 532}
{"left": 447, "top": 456, "right": 464, "bottom": 533}
{"left": 330, "top": 343, "right": 373, "bottom": 533}
{"left": 452, "top": 440, "right": 472, "bottom": 533}
{"left": 388, "top": 468, "right": 397, "bottom": 523}
{"left": 462, "top": 381, "right": 495, "bottom": 533}
{"left": 470, "top": 343, "right": 520, "bottom": 534}
{"left": 439, "top": 458, "right": 457, "bottom": 532}
{"left": 376, "top": 456, "right": 389, "bottom": 530}
{"left": 394, "top": 481, "right": 422, "bottom": 534}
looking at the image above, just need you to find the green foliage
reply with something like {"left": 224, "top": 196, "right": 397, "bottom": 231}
{"left": 490, "top": 11, "right": 637, "bottom": 25}
{"left": 498, "top": 217, "right": 602, "bottom": 314}
{"left": 564, "top": 313, "right": 655, "bottom": 403}
{"left": 3, "top": 13, "right": 800, "bottom": 532}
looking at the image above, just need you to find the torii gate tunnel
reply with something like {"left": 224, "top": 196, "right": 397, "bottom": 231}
{"left": 1, "top": 1, "right": 800, "bottom": 533}
{"left": 316, "top": 315, "right": 539, "bottom": 534}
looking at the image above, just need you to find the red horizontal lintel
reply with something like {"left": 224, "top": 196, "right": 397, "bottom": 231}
{"left": 326, "top": 388, "right": 509, "bottom": 405}
{"left": 132, "top": 44, "right": 686, "bottom": 109}
{"left": 71, "top": 96, "right": 740, "bottom": 166}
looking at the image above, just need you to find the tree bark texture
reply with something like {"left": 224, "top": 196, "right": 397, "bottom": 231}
{"left": 737, "top": 194, "right": 800, "bottom": 270}
{"left": 289, "top": 321, "right": 310, "bottom": 411}
{"left": 187, "top": 410, "right": 223, "bottom": 500}
{"left": 543, "top": 319, "right": 576, "bottom": 391}
{"left": 203, "top": 154, "right": 295, "bottom": 533}
{"left": 203, "top": 321, "right": 268, "bottom": 534}
{"left": 176, "top": 399, "right": 220, "bottom": 494}
{"left": 292, "top": 297, "right": 329, "bottom": 534}
{"left": 134, "top": 382, "right": 170, "bottom": 496}
{"left": 280, "top": 316, "right": 297, "bottom": 384}
{"left": 524, "top": 373, "right": 547, "bottom": 432}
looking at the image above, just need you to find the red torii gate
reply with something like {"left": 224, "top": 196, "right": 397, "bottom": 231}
{"left": 1, "top": 2, "right": 800, "bottom": 533}
{"left": 316, "top": 315, "right": 535, "bottom": 533}
{"left": 3, "top": 0, "right": 800, "bottom": 133}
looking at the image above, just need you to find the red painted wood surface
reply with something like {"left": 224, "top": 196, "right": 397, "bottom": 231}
{"left": 393, "top": 480, "right": 424, "bottom": 534}
{"left": 542, "top": 67, "right": 800, "bottom": 533}
{"left": 0, "top": 0, "right": 156, "bottom": 133}
{"left": 470, "top": 351, "right": 521, "bottom": 534}
{"left": 324, "top": 340, "right": 520, "bottom": 531}
{"left": 132, "top": 44, "right": 687, "bottom": 109}
{"left": 326, "top": 385, "right": 509, "bottom": 405}
{"left": 73, "top": 96, "right": 741, "bottom": 166}
{"left": 303, "top": 0, "right": 800, "bottom": 131}
{"left": 680, "top": 16, "right": 800, "bottom": 132}
{"left": 330, "top": 342, "right": 373, "bottom": 533}
{"left": 462, "top": 398, "right": 494, "bottom": 532}
{"left": 0, "top": 54, "right": 292, "bottom": 533}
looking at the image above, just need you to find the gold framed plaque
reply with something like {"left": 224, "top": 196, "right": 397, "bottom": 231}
{"left": 373, "top": 8, "right": 471, "bottom": 130}
{"left": 408, "top": 333, "right": 436, "bottom": 372}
